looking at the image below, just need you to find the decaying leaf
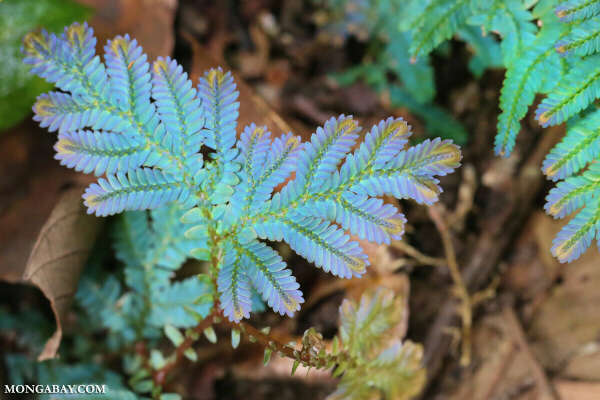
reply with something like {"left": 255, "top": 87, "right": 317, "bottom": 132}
{"left": 329, "top": 288, "right": 426, "bottom": 400}
{"left": 23, "top": 188, "right": 102, "bottom": 360}
{"left": 75, "top": 0, "right": 177, "bottom": 60}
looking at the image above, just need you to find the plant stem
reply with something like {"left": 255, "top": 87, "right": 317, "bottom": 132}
{"left": 428, "top": 204, "right": 472, "bottom": 366}
{"left": 153, "top": 310, "right": 219, "bottom": 386}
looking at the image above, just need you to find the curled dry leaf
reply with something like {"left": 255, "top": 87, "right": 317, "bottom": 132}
{"left": 23, "top": 188, "right": 103, "bottom": 360}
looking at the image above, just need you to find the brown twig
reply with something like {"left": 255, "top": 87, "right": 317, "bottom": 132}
{"left": 391, "top": 240, "right": 447, "bottom": 268}
{"left": 503, "top": 307, "right": 559, "bottom": 400}
{"left": 421, "top": 125, "right": 564, "bottom": 393}
{"left": 219, "top": 318, "right": 344, "bottom": 370}
{"left": 428, "top": 204, "right": 473, "bottom": 366}
{"left": 153, "top": 310, "right": 219, "bottom": 386}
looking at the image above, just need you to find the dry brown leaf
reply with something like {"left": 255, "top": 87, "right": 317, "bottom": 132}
{"left": 76, "top": 0, "right": 177, "bottom": 59}
{"left": 0, "top": 125, "right": 102, "bottom": 361}
{"left": 443, "top": 313, "right": 535, "bottom": 400}
{"left": 24, "top": 188, "right": 103, "bottom": 360}
{"left": 553, "top": 379, "right": 600, "bottom": 400}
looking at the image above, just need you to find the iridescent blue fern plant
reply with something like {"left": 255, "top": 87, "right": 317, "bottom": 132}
{"left": 364, "top": 0, "right": 600, "bottom": 263}
{"left": 23, "top": 22, "right": 461, "bottom": 322}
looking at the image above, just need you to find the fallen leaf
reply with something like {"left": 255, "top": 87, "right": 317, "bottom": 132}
{"left": 0, "top": 123, "right": 102, "bottom": 360}
{"left": 24, "top": 188, "right": 103, "bottom": 360}
{"left": 442, "top": 313, "right": 535, "bottom": 400}
{"left": 553, "top": 379, "right": 600, "bottom": 400}
{"left": 76, "top": 0, "right": 177, "bottom": 59}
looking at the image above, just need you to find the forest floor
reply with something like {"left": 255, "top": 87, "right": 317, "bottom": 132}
{"left": 1, "top": 1, "right": 599, "bottom": 399}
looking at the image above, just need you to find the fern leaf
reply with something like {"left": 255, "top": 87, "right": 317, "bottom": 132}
{"left": 385, "top": 33, "right": 436, "bottom": 104}
{"left": 329, "top": 288, "right": 425, "bottom": 400}
{"left": 409, "top": 0, "right": 472, "bottom": 59}
{"left": 254, "top": 216, "right": 369, "bottom": 279}
{"left": 147, "top": 205, "right": 197, "bottom": 269}
{"left": 234, "top": 239, "right": 304, "bottom": 317}
{"left": 54, "top": 130, "right": 149, "bottom": 176}
{"left": 32, "top": 91, "right": 125, "bottom": 134}
{"left": 83, "top": 168, "right": 188, "bottom": 216}
{"left": 197, "top": 68, "right": 240, "bottom": 203}
{"left": 297, "top": 115, "right": 360, "bottom": 192}
{"left": 556, "top": 16, "right": 600, "bottom": 56}
{"left": 198, "top": 67, "right": 239, "bottom": 153}
{"left": 338, "top": 288, "right": 401, "bottom": 357}
{"left": 104, "top": 35, "right": 152, "bottom": 115}
{"left": 536, "top": 54, "right": 600, "bottom": 126}
{"left": 149, "top": 275, "right": 213, "bottom": 327}
{"left": 468, "top": 0, "right": 536, "bottom": 66}
{"left": 556, "top": 0, "right": 600, "bottom": 21}
{"left": 495, "top": 25, "right": 565, "bottom": 156}
{"left": 349, "top": 138, "right": 461, "bottom": 205}
{"left": 545, "top": 162, "right": 600, "bottom": 218}
{"left": 76, "top": 276, "right": 130, "bottom": 335}
{"left": 218, "top": 243, "right": 253, "bottom": 322}
{"left": 295, "top": 194, "right": 406, "bottom": 245}
{"left": 345, "top": 117, "right": 411, "bottom": 171}
{"left": 543, "top": 108, "right": 600, "bottom": 180}
{"left": 233, "top": 126, "right": 301, "bottom": 216}
{"left": 22, "top": 23, "right": 108, "bottom": 97}
{"left": 551, "top": 198, "right": 600, "bottom": 262}
{"left": 152, "top": 57, "right": 204, "bottom": 155}
{"left": 113, "top": 210, "right": 153, "bottom": 267}
{"left": 458, "top": 26, "right": 504, "bottom": 76}
{"left": 238, "top": 123, "right": 272, "bottom": 182}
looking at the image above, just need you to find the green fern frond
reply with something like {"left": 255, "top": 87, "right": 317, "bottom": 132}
{"left": 408, "top": 0, "right": 473, "bottom": 59}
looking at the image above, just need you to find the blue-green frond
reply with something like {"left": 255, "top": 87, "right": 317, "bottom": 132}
{"left": 298, "top": 115, "right": 360, "bottom": 192}
{"left": 149, "top": 275, "right": 213, "bottom": 327}
{"left": 468, "top": 0, "right": 536, "bottom": 66}
{"left": 385, "top": 33, "right": 436, "bottom": 104}
{"left": 22, "top": 22, "right": 107, "bottom": 98}
{"left": 232, "top": 126, "right": 301, "bottom": 217}
{"left": 495, "top": 26, "right": 564, "bottom": 156}
{"left": 295, "top": 194, "right": 406, "bottom": 244}
{"left": 113, "top": 211, "right": 153, "bottom": 267}
{"left": 32, "top": 92, "right": 125, "bottom": 134}
{"left": 83, "top": 168, "right": 188, "bottom": 216}
{"left": 238, "top": 123, "right": 272, "bottom": 181}
{"left": 151, "top": 57, "right": 204, "bottom": 150}
{"left": 233, "top": 239, "right": 304, "bottom": 318}
{"left": 198, "top": 67, "right": 239, "bottom": 153}
{"left": 218, "top": 242, "right": 253, "bottom": 322}
{"left": 349, "top": 138, "right": 462, "bottom": 204}
{"left": 54, "top": 130, "right": 149, "bottom": 176}
{"left": 536, "top": 54, "right": 600, "bottom": 127}
{"left": 197, "top": 68, "right": 240, "bottom": 205}
{"left": 551, "top": 199, "right": 600, "bottom": 262}
{"left": 545, "top": 161, "right": 600, "bottom": 215}
{"left": 543, "top": 109, "right": 600, "bottom": 179}
{"left": 104, "top": 34, "right": 153, "bottom": 123}
{"left": 254, "top": 216, "right": 369, "bottom": 279}
{"left": 408, "top": 0, "right": 472, "bottom": 59}
{"left": 556, "top": 0, "right": 600, "bottom": 21}
{"left": 343, "top": 117, "right": 411, "bottom": 172}
{"left": 458, "top": 26, "right": 504, "bottom": 76}
{"left": 259, "top": 132, "right": 301, "bottom": 192}
{"left": 147, "top": 205, "right": 197, "bottom": 269}
{"left": 556, "top": 16, "right": 600, "bottom": 56}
